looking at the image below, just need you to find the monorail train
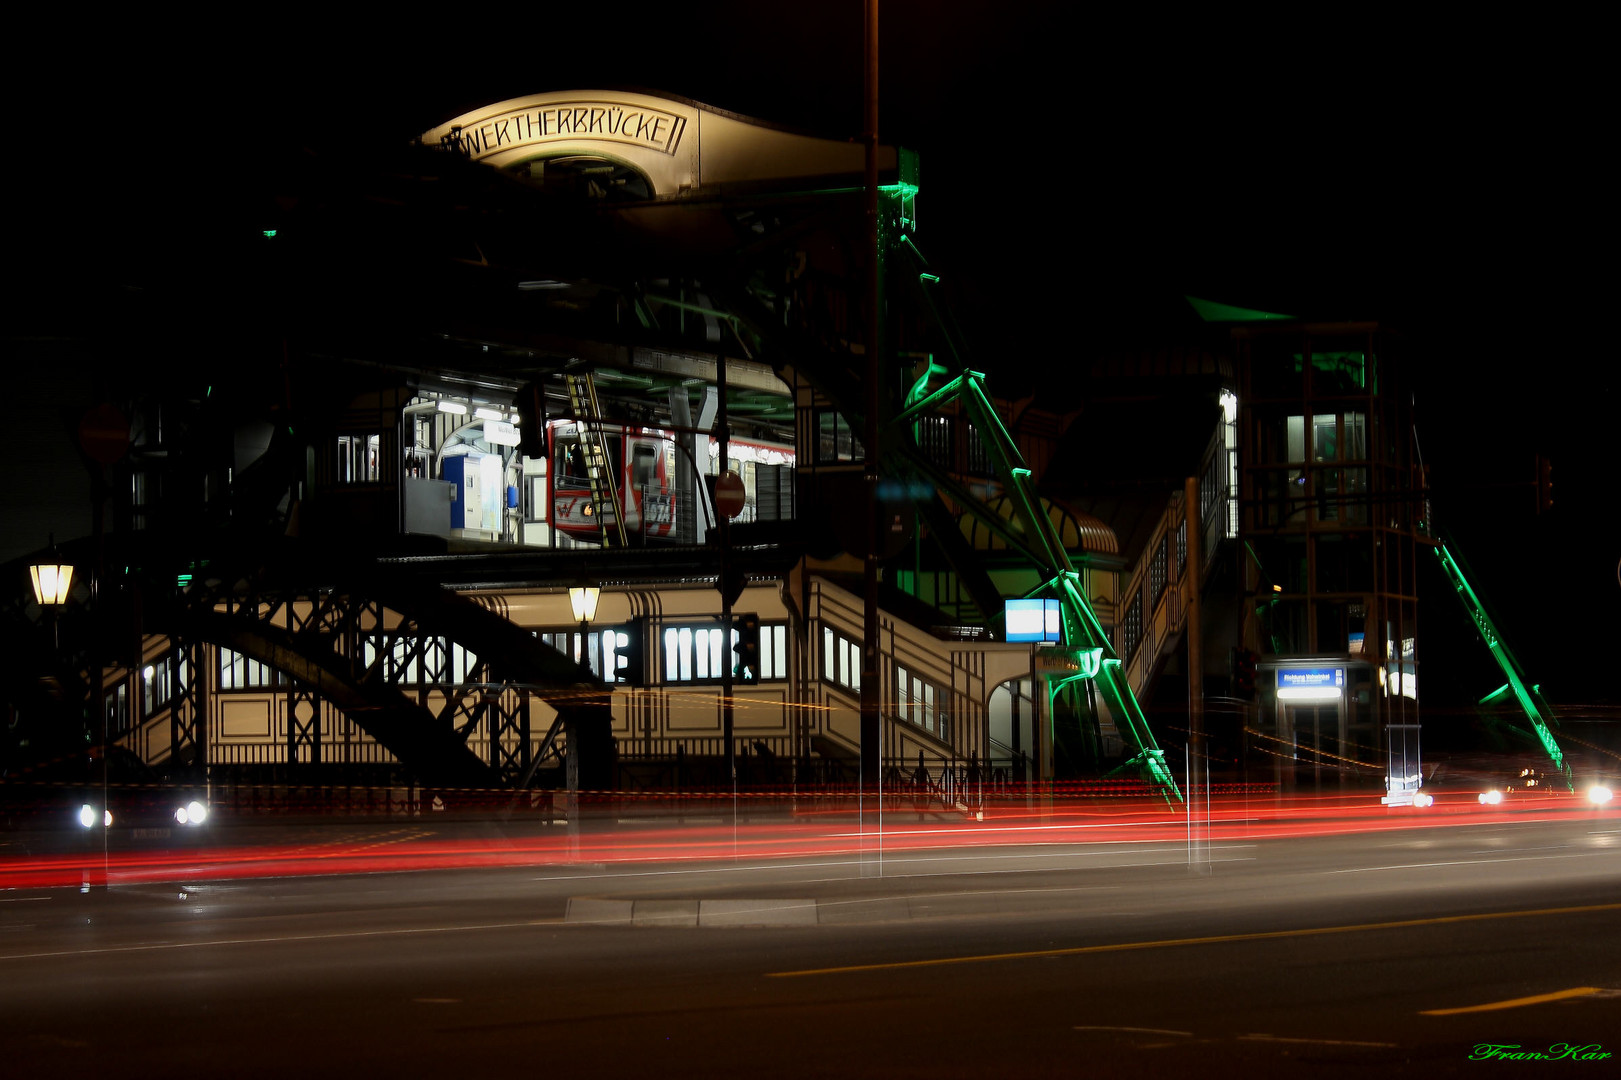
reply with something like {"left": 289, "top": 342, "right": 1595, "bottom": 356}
{"left": 547, "top": 421, "right": 793, "bottom": 543}
{"left": 549, "top": 422, "right": 679, "bottom": 541}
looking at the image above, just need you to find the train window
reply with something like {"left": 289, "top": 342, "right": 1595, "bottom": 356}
{"left": 632, "top": 443, "right": 657, "bottom": 490}
{"left": 556, "top": 434, "right": 625, "bottom": 484}
{"left": 556, "top": 439, "right": 588, "bottom": 485}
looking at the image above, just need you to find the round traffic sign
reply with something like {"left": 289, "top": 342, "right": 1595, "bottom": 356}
{"left": 715, "top": 470, "right": 746, "bottom": 519}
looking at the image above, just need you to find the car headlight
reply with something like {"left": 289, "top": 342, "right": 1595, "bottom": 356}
{"left": 1479, "top": 789, "right": 1504, "bottom": 805}
{"left": 78, "top": 804, "right": 97, "bottom": 829}
{"left": 1589, "top": 785, "right": 1613, "bottom": 806}
{"left": 184, "top": 801, "right": 208, "bottom": 826}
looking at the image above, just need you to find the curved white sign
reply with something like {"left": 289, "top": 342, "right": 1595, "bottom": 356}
{"left": 422, "top": 89, "right": 889, "bottom": 198}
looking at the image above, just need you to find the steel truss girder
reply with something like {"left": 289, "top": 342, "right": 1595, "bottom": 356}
{"left": 167, "top": 639, "right": 205, "bottom": 769}
{"left": 152, "top": 543, "right": 610, "bottom": 789}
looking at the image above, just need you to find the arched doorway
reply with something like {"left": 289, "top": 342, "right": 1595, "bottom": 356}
{"left": 988, "top": 677, "right": 1038, "bottom": 783}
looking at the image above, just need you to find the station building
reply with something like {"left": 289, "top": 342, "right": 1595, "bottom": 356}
{"left": 3, "top": 90, "right": 1430, "bottom": 804}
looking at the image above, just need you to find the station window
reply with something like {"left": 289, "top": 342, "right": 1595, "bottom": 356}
{"left": 359, "top": 635, "right": 479, "bottom": 687}
{"left": 1150, "top": 536, "right": 1168, "bottom": 608}
{"left": 815, "top": 410, "right": 862, "bottom": 464}
{"left": 337, "top": 434, "right": 381, "bottom": 483}
{"left": 141, "top": 652, "right": 187, "bottom": 717}
{"left": 104, "top": 683, "right": 129, "bottom": 735}
{"left": 918, "top": 415, "right": 952, "bottom": 468}
{"left": 661, "top": 622, "right": 787, "bottom": 684}
{"left": 539, "top": 629, "right": 616, "bottom": 682}
{"left": 895, "top": 665, "right": 950, "bottom": 741}
{"left": 1120, "top": 592, "right": 1143, "bottom": 662}
{"left": 821, "top": 625, "right": 862, "bottom": 692}
{"left": 962, "top": 421, "right": 990, "bottom": 476}
{"left": 219, "top": 648, "right": 287, "bottom": 690}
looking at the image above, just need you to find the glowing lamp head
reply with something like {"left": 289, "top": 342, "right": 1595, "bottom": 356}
{"left": 29, "top": 562, "right": 74, "bottom": 606}
{"left": 568, "top": 585, "right": 600, "bottom": 623}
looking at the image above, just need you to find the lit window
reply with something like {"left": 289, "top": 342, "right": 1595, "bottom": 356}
{"left": 895, "top": 665, "right": 950, "bottom": 740}
{"left": 660, "top": 622, "right": 787, "bottom": 684}
{"left": 821, "top": 625, "right": 862, "bottom": 692}
{"left": 218, "top": 648, "right": 286, "bottom": 690}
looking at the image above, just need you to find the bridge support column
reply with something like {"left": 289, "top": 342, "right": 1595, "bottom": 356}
{"left": 564, "top": 693, "right": 615, "bottom": 832}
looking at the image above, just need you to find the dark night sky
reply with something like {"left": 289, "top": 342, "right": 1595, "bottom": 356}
{"left": 7, "top": 5, "right": 1612, "bottom": 704}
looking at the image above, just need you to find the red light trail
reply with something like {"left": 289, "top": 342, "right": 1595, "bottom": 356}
{"left": 0, "top": 790, "right": 1604, "bottom": 891}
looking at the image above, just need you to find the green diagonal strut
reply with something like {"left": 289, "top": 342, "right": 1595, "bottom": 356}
{"left": 1432, "top": 538, "right": 1572, "bottom": 791}
{"left": 894, "top": 359, "right": 1180, "bottom": 801}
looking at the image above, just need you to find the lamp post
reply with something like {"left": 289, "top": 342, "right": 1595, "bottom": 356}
{"left": 569, "top": 583, "right": 601, "bottom": 670}
{"left": 565, "top": 582, "right": 602, "bottom": 846}
{"left": 30, "top": 548, "right": 74, "bottom": 654}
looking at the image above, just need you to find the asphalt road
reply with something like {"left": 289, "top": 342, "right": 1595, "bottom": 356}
{"left": 2, "top": 811, "right": 1618, "bottom": 1078}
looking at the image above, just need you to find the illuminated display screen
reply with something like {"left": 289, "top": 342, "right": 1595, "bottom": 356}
{"left": 1005, "top": 598, "right": 1061, "bottom": 643}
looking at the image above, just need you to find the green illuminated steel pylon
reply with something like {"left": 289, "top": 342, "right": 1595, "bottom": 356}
{"left": 891, "top": 362, "right": 1180, "bottom": 802}
{"left": 1432, "top": 537, "right": 1572, "bottom": 791}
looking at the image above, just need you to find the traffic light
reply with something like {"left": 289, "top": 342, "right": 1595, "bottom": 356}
{"left": 732, "top": 612, "right": 760, "bottom": 684}
{"left": 613, "top": 618, "right": 646, "bottom": 686}
{"left": 1231, "top": 647, "right": 1258, "bottom": 701}
{"left": 1536, "top": 454, "right": 1553, "bottom": 514}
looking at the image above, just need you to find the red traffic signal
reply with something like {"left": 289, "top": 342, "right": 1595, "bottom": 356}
{"left": 1232, "top": 647, "right": 1259, "bottom": 701}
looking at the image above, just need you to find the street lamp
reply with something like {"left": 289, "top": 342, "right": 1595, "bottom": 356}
{"left": 29, "top": 559, "right": 73, "bottom": 607}
{"left": 30, "top": 548, "right": 74, "bottom": 653}
{"left": 569, "top": 583, "right": 601, "bottom": 669}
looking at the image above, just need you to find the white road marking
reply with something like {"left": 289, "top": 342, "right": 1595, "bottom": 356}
{"left": 1329, "top": 852, "right": 1612, "bottom": 873}
{"left": 1239, "top": 1034, "right": 1397, "bottom": 1047}
{"left": 1074, "top": 1025, "right": 1193, "bottom": 1037}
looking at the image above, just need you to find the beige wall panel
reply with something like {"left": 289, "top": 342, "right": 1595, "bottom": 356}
{"left": 825, "top": 708, "right": 859, "bottom": 747}
{"left": 729, "top": 689, "right": 788, "bottom": 732}
{"left": 219, "top": 697, "right": 274, "bottom": 738}
{"left": 666, "top": 693, "right": 723, "bottom": 733}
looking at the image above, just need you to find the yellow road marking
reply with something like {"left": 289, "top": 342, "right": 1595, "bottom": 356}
{"left": 1421, "top": 987, "right": 1603, "bottom": 1015}
{"left": 766, "top": 901, "right": 1621, "bottom": 978}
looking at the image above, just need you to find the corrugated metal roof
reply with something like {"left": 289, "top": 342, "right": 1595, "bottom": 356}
{"left": 956, "top": 495, "right": 1118, "bottom": 555}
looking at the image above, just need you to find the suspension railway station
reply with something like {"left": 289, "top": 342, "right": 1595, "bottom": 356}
{"left": 3, "top": 88, "right": 1480, "bottom": 812}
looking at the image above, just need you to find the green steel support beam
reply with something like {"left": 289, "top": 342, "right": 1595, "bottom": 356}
{"left": 1433, "top": 539, "right": 1572, "bottom": 790}
{"left": 887, "top": 359, "right": 1180, "bottom": 800}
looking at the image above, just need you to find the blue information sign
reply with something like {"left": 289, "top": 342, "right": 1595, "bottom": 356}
{"left": 1278, "top": 667, "right": 1344, "bottom": 689}
{"left": 1005, "top": 598, "right": 1061, "bottom": 643}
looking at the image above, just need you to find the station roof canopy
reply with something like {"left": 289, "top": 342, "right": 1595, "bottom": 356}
{"left": 420, "top": 89, "right": 907, "bottom": 199}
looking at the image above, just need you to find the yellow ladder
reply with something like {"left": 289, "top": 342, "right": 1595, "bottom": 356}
{"left": 564, "top": 373, "right": 626, "bottom": 546}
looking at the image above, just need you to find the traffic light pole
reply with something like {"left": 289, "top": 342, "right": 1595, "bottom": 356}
{"left": 718, "top": 351, "right": 734, "bottom": 792}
